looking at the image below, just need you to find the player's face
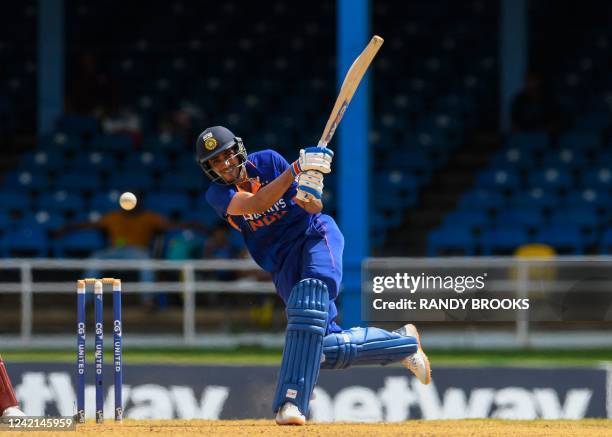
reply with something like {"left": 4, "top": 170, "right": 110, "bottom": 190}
{"left": 208, "top": 148, "right": 243, "bottom": 183}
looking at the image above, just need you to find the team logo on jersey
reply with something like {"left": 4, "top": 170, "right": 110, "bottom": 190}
{"left": 203, "top": 132, "right": 218, "bottom": 151}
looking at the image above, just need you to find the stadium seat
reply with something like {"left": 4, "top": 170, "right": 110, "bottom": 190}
{"left": 37, "top": 191, "right": 85, "bottom": 216}
{"left": 53, "top": 229, "right": 106, "bottom": 257}
{"left": 442, "top": 210, "right": 489, "bottom": 232}
{"left": 480, "top": 226, "right": 529, "bottom": 255}
{"left": 579, "top": 168, "right": 611, "bottom": 189}
{"left": 427, "top": 225, "right": 476, "bottom": 256}
{"left": 599, "top": 228, "right": 612, "bottom": 254}
{"left": 558, "top": 131, "right": 601, "bottom": 151}
{"left": 0, "top": 191, "right": 30, "bottom": 214}
{"left": 535, "top": 224, "right": 585, "bottom": 254}
{"left": 107, "top": 172, "right": 154, "bottom": 192}
{"left": 508, "top": 189, "right": 559, "bottom": 212}
{"left": 495, "top": 208, "right": 543, "bottom": 231}
{"left": 55, "top": 171, "right": 102, "bottom": 192}
{"left": 1, "top": 226, "right": 49, "bottom": 257}
{"left": 145, "top": 192, "right": 191, "bottom": 218}
{"left": 90, "top": 191, "right": 121, "bottom": 213}
{"left": 476, "top": 169, "right": 521, "bottom": 193}
{"left": 459, "top": 189, "right": 505, "bottom": 212}
{"left": 528, "top": 168, "right": 572, "bottom": 191}
{"left": 2, "top": 170, "right": 46, "bottom": 192}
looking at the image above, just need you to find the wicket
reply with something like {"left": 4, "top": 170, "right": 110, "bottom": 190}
{"left": 76, "top": 278, "right": 123, "bottom": 424}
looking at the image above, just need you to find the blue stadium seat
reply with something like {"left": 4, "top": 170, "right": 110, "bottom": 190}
{"left": 541, "top": 148, "right": 588, "bottom": 169}
{"left": 490, "top": 147, "right": 534, "bottom": 170}
{"left": 38, "top": 132, "right": 80, "bottom": 151}
{"left": 18, "top": 150, "right": 64, "bottom": 172}
{"left": 600, "top": 228, "right": 612, "bottom": 254}
{"left": 2, "top": 226, "right": 49, "bottom": 257}
{"left": 18, "top": 211, "right": 66, "bottom": 232}
{"left": 580, "top": 168, "right": 611, "bottom": 189}
{"left": 70, "top": 151, "right": 118, "bottom": 170}
{"left": 528, "top": 168, "right": 572, "bottom": 190}
{"left": 55, "top": 171, "right": 102, "bottom": 192}
{"left": 143, "top": 133, "right": 184, "bottom": 150}
{"left": 459, "top": 189, "right": 505, "bottom": 211}
{"left": 427, "top": 226, "right": 476, "bottom": 256}
{"left": 123, "top": 151, "right": 167, "bottom": 172}
{"left": 145, "top": 192, "right": 191, "bottom": 218}
{"left": 90, "top": 191, "right": 121, "bottom": 213}
{"left": 558, "top": 131, "right": 601, "bottom": 150}
{"left": 160, "top": 172, "right": 206, "bottom": 191}
{"left": 53, "top": 229, "right": 106, "bottom": 257}
{"left": 565, "top": 189, "right": 610, "bottom": 209}
{"left": 2, "top": 170, "right": 47, "bottom": 191}
{"left": 476, "top": 169, "right": 521, "bottom": 193}
{"left": 509, "top": 188, "right": 559, "bottom": 211}
{"left": 0, "top": 212, "right": 13, "bottom": 235}
{"left": 107, "top": 172, "right": 154, "bottom": 191}
{"left": 535, "top": 224, "right": 584, "bottom": 254}
{"left": 37, "top": 191, "right": 84, "bottom": 215}
{"left": 480, "top": 226, "right": 529, "bottom": 255}
{"left": 185, "top": 208, "right": 223, "bottom": 227}
{"left": 0, "top": 191, "right": 30, "bottom": 213}
{"left": 442, "top": 210, "right": 489, "bottom": 231}
{"left": 495, "top": 208, "right": 543, "bottom": 230}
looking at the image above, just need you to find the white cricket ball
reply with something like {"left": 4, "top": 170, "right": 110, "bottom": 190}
{"left": 119, "top": 192, "right": 137, "bottom": 210}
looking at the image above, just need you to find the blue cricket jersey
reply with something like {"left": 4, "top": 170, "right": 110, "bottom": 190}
{"left": 205, "top": 149, "right": 315, "bottom": 272}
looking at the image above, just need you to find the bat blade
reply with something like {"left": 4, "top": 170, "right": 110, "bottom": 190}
{"left": 318, "top": 35, "right": 384, "bottom": 147}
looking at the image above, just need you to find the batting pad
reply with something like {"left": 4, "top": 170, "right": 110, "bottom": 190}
{"left": 272, "top": 278, "right": 329, "bottom": 415}
{"left": 321, "top": 327, "right": 418, "bottom": 369}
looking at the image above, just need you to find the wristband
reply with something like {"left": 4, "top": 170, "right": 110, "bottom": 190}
{"left": 290, "top": 161, "right": 302, "bottom": 177}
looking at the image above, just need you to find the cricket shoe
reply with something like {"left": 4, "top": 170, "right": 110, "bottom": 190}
{"left": 395, "top": 324, "right": 431, "bottom": 385}
{"left": 2, "top": 406, "right": 25, "bottom": 417}
{"left": 275, "top": 402, "right": 306, "bottom": 426}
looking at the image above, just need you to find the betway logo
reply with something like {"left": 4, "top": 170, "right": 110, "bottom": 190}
{"left": 310, "top": 376, "right": 592, "bottom": 421}
{"left": 14, "top": 372, "right": 228, "bottom": 419}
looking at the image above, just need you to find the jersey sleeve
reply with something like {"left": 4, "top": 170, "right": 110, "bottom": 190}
{"left": 205, "top": 184, "right": 237, "bottom": 218}
{"left": 266, "top": 149, "right": 298, "bottom": 197}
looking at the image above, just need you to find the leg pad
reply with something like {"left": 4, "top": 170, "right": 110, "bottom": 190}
{"left": 272, "top": 279, "right": 329, "bottom": 415}
{"left": 321, "top": 327, "right": 417, "bottom": 369}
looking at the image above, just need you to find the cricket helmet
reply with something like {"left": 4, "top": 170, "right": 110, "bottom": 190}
{"left": 195, "top": 126, "right": 247, "bottom": 185}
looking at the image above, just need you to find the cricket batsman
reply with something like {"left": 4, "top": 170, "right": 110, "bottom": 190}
{"left": 197, "top": 126, "right": 430, "bottom": 425}
{"left": 0, "top": 355, "right": 25, "bottom": 417}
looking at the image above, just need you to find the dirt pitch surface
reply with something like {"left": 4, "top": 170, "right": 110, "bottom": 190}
{"left": 12, "top": 419, "right": 612, "bottom": 437}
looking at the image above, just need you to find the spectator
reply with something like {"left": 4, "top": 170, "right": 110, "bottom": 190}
{"left": 511, "top": 71, "right": 562, "bottom": 134}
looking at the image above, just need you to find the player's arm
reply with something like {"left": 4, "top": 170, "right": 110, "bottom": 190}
{"left": 227, "top": 168, "right": 296, "bottom": 215}
{"left": 227, "top": 147, "right": 333, "bottom": 216}
{"left": 294, "top": 196, "right": 323, "bottom": 214}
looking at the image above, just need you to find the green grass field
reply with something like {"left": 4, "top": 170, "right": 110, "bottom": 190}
{"left": 3, "top": 347, "right": 612, "bottom": 366}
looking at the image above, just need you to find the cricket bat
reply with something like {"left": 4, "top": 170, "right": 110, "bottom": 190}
{"left": 296, "top": 35, "right": 383, "bottom": 201}
{"left": 318, "top": 35, "right": 384, "bottom": 147}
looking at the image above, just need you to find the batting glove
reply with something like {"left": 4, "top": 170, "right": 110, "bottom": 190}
{"left": 291, "top": 147, "right": 334, "bottom": 177}
{"left": 296, "top": 170, "right": 324, "bottom": 202}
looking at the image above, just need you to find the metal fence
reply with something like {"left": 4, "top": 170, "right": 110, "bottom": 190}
{"left": 0, "top": 258, "right": 275, "bottom": 346}
{"left": 1, "top": 257, "right": 611, "bottom": 348}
